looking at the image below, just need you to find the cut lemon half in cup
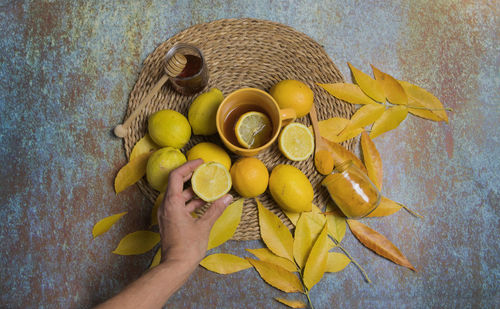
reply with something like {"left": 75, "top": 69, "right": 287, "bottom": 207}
{"left": 191, "top": 162, "right": 232, "bottom": 202}
{"left": 278, "top": 122, "right": 315, "bottom": 161}
{"left": 235, "top": 111, "right": 273, "bottom": 149}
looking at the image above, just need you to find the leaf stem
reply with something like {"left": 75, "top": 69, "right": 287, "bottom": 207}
{"left": 305, "top": 289, "right": 314, "bottom": 309}
{"left": 336, "top": 242, "right": 371, "bottom": 283}
{"left": 398, "top": 203, "right": 424, "bottom": 219}
{"left": 402, "top": 104, "right": 453, "bottom": 112}
{"left": 295, "top": 261, "right": 315, "bottom": 309}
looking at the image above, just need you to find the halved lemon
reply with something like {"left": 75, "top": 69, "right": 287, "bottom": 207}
{"left": 234, "top": 111, "right": 273, "bottom": 149}
{"left": 278, "top": 122, "right": 315, "bottom": 161}
{"left": 191, "top": 162, "right": 232, "bottom": 202}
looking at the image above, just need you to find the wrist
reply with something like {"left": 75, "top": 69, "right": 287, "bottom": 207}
{"left": 161, "top": 255, "right": 200, "bottom": 272}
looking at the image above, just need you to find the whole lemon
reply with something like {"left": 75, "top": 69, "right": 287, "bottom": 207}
{"left": 230, "top": 157, "right": 269, "bottom": 198}
{"left": 148, "top": 109, "right": 191, "bottom": 149}
{"left": 146, "top": 147, "right": 187, "bottom": 192}
{"left": 188, "top": 88, "right": 224, "bottom": 135}
{"left": 270, "top": 80, "right": 314, "bottom": 117}
{"left": 186, "top": 142, "right": 231, "bottom": 171}
{"left": 269, "top": 164, "right": 313, "bottom": 212}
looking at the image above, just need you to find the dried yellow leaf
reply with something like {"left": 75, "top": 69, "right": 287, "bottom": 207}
{"left": 324, "top": 204, "right": 346, "bottom": 243}
{"left": 399, "top": 80, "right": 448, "bottom": 122}
{"left": 325, "top": 252, "right": 350, "bottom": 272}
{"left": 371, "top": 65, "right": 408, "bottom": 105}
{"left": 246, "top": 248, "right": 298, "bottom": 272}
{"left": 207, "top": 198, "right": 244, "bottom": 250}
{"left": 150, "top": 192, "right": 164, "bottom": 226}
{"left": 342, "top": 103, "right": 385, "bottom": 134}
{"left": 283, "top": 203, "right": 321, "bottom": 226}
{"left": 317, "top": 83, "right": 378, "bottom": 105}
{"left": 316, "top": 117, "right": 348, "bottom": 138}
{"left": 92, "top": 211, "right": 127, "bottom": 238}
{"left": 303, "top": 222, "right": 329, "bottom": 290}
{"left": 293, "top": 212, "right": 327, "bottom": 269}
{"left": 114, "top": 152, "right": 152, "bottom": 194}
{"left": 112, "top": 231, "right": 160, "bottom": 255}
{"left": 333, "top": 127, "right": 364, "bottom": 143}
{"left": 348, "top": 62, "right": 385, "bottom": 102}
{"left": 247, "top": 258, "right": 303, "bottom": 293}
{"left": 149, "top": 248, "right": 161, "bottom": 269}
{"left": 366, "top": 196, "right": 402, "bottom": 217}
{"left": 257, "top": 198, "right": 294, "bottom": 261}
{"left": 130, "top": 134, "right": 159, "bottom": 161}
{"left": 348, "top": 219, "right": 416, "bottom": 271}
{"left": 275, "top": 298, "right": 307, "bottom": 308}
{"left": 200, "top": 253, "right": 251, "bottom": 274}
{"left": 361, "top": 131, "right": 383, "bottom": 190}
{"left": 370, "top": 105, "right": 408, "bottom": 139}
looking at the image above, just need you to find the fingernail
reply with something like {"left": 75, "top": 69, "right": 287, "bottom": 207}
{"left": 222, "top": 194, "right": 233, "bottom": 204}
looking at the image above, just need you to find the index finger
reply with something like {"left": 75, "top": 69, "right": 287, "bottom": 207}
{"left": 166, "top": 159, "right": 204, "bottom": 194}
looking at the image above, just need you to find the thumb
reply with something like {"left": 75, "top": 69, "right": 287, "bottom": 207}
{"left": 199, "top": 194, "right": 233, "bottom": 228}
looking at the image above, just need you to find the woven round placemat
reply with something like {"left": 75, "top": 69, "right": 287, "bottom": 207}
{"left": 123, "top": 18, "right": 355, "bottom": 240}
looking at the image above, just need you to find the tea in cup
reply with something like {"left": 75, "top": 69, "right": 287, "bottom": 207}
{"left": 216, "top": 88, "right": 296, "bottom": 156}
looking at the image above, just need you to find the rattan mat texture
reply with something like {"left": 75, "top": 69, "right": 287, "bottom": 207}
{"left": 123, "top": 18, "right": 355, "bottom": 241}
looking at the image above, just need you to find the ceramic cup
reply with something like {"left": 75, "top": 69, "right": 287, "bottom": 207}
{"left": 216, "top": 88, "right": 296, "bottom": 156}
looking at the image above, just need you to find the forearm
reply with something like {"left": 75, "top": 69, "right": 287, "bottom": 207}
{"left": 96, "top": 259, "right": 197, "bottom": 309}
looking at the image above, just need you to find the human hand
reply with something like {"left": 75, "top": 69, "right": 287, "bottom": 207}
{"left": 158, "top": 159, "right": 233, "bottom": 268}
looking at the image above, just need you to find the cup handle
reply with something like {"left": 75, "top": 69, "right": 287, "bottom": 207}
{"left": 280, "top": 108, "right": 297, "bottom": 127}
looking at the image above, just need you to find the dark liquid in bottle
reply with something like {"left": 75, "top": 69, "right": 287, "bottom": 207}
{"left": 171, "top": 54, "right": 207, "bottom": 95}
{"left": 177, "top": 54, "right": 202, "bottom": 78}
{"left": 223, "top": 104, "right": 273, "bottom": 147}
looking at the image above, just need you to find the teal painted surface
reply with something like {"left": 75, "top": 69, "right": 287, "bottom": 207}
{"left": 0, "top": 0, "right": 498, "bottom": 308}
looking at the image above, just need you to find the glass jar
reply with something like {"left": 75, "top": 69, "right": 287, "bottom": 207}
{"left": 321, "top": 160, "right": 380, "bottom": 219}
{"left": 165, "top": 43, "right": 209, "bottom": 95}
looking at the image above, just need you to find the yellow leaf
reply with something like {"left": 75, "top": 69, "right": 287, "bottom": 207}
{"left": 361, "top": 131, "right": 383, "bottom": 190}
{"left": 257, "top": 198, "right": 294, "bottom": 261}
{"left": 246, "top": 248, "right": 298, "bottom": 272}
{"left": 275, "top": 298, "right": 307, "bottom": 308}
{"left": 310, "top": 117, "right": 364, "bottom": 143}
{"left": 200, "top": 253, "right": 251, "bottom": 274}
{"left": 342, "top": 103, "right": 386, "bottom": 134}
{"left": 324, "top": 204, "right": 346, "bottom": 243}
{"left": 149, "top": 248, "right": 161, "bottom": 269}
{"left": 303, "top": 222, "right": 329, "bottom": 290}
{"left": 247, "top": 258, "right": 303, "bottom": 293}
{"left": 317, "top": 83, "right": 378, "bottom": 105}
{"left": 92, "top": 211, "right": 127, "bottom": 238}
{"left": 207, "top": 198, "right": 244, "bottom": 250}
{"left": 325, "top": 252, "right": 351, "bottom": 272}
{"left": 333, "top": 127, "right": 364, "bottom": 143}
{"left": 114, "top": 152, "right": 152, "bottom": 194}
{"left": 150, "top": 193, "right": 164, "bottom": 226}
{"left": 130, "top": 134, "right": 159, "bottom": 161}
{"left": 371, "top": 65, "right": 408, "bottom": 105}
{"left": 293, "top": 212, "right": 326, "bottom": 268}
{"left": 293, "top": 212, "right": 327, "bottom": 269}
{"left": 112, "top": 231, "right": 160, "bottom": 255}
{"left": 366, "top": 196, "right": 402, "bottom": 217}
{"left": 317, "top": 117, "right": 349, "bottom": 138}
{"left": 283, "top": 203, "right": 321, "bottom": 226}
{"left": 370, "top": 105, "right": 408, "bottom": 139}
{"left": 348, "top": 62, "right": 385, "bottom": 102}
{"left": 399, "top": 80, "right": 448, "bottom": 122}
{"left": 348, "top": 220, "right": 416, "bottom": 271}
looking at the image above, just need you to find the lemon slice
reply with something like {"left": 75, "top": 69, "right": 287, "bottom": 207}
{"left": 235, "top": 111, "right": 273, "bottom": 149}
{"left": 191, "top": 162, "right": 232, "bottom": 202}
{"left": 278, "top": 122, "right": 315, "bottom": 161}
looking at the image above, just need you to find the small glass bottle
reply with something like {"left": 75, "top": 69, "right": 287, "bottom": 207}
{"left": 165, "top": 43, "right": 209, "bottom": 95}
{"left": 321, "top": 160, "right": 380, "bottom": 219}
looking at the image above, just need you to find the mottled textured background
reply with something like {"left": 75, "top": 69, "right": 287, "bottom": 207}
{"left": 0, "top": 0, "right": 498, "bottom": 308}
